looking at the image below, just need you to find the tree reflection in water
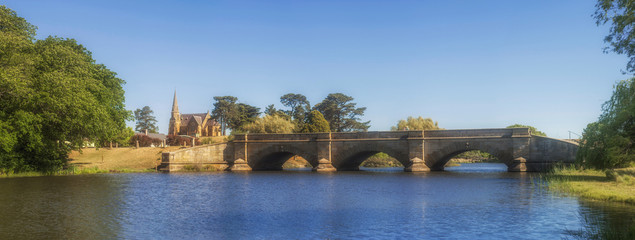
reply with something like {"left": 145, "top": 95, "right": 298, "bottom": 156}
{"left": 565, "top": 200, "right": 635, "bottom": 240}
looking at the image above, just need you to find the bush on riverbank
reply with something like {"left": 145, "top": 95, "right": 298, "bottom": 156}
{"left": 543, "top": 166, "right": 635, "bottom": 204}
{"left": 361, "top": 153, "right": 402, "bottom": 168}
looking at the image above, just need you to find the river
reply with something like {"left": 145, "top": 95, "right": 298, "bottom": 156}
{"left": 0, "top": 163, "right": 633, "bottom": 239}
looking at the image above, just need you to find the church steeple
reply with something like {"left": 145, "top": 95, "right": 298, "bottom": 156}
{"left": 169, "top": 90, "right": 181, "bottom": 136}
{"left": 171, "top": 90, "right": 179, "bottom": 113}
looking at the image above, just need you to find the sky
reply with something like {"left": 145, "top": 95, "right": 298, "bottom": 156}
{"left": 2, "top": 0, "right": 629, "bottom": 138}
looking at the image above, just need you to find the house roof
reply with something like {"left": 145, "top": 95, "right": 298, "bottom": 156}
{"left": 134, "top": 132, "right": 167, "bottom": 140}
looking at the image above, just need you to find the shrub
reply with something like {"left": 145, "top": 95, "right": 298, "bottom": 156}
{"left": 166, "top": 135, "right": 199, "bottom": 147}
{"left": 129, "top": 134, "right": 162, "bottom": 147}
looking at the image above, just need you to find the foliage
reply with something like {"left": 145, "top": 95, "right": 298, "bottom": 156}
{"left": 0, "top": 6, "right": 131, "bottom": 173}
{"left": 211, "top": 96, "right": 237, "bottom": 136}
{"left": 264, "top": 104, "right": 288, "bottom": 119}
{"left": 360, "top": 152, "right": 403, "bottom": 168}
{"left": 129, "top": 134, "right": 162, "bottom": 147}
{"left": 166, "top": 135, "right": 199, "bottom": 147}
{"left": 453, "top": 150, "right": 496, "bottom": 162}
{"left": 301, "top": 110, "right": 330, "bottom": 133}
{"left": 280, "top": 93, "right": 311, "bottom": 123}
{"left": 506, "top": 124, "right": 547, "bottom": 136}
{"left": 391, "top": 116, "right": 441, "bottom": 130}
{"left": 229, "top": 103, "right": 260, "bottom": 132}
{"left": 594, "top": 0, "right": 635, "bottom": 73}
{"left": 242, "top": 115, "right": 296, "bottom": 133}
{"left": 199, "top": 137, "right": 218, "bottom": 145}
{"left": 134, "top": 106, "right": 158, "bottom": 133}
{"left": 211, "top": 96, "right": 260, "bottom": 134}
{"left": 578, "top": 78, "right": 635, "bottom": 169}
{"left": 313, "top": 93, "right": 370, "bottom": 132}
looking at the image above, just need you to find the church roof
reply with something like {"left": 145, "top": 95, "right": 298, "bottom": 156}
{"left": 180, "top": 113, "right": 218, "bottom": 127}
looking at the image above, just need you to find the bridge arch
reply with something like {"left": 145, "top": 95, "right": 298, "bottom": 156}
{"left": 425, "top": 139, "right": 514, "bottom": 171}
{"left": 248, "top": 144, "right": 318, "bottom": 171}
{"left": 332, "top": 141, "right": 410, "bottom": 171}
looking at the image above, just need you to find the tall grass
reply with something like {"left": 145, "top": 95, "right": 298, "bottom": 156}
{"left": 542, "top": 165, "right": 635, "bottom": 204}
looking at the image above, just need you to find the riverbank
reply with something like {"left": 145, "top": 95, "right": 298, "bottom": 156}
{"left": 544, "top": 166, "right": 635, "bottom": 204}
{"left": 1, "top": 147, "right": 182, "bottom": 178}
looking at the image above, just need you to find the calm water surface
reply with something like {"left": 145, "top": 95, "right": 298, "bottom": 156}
{"left": 0, "top": 163, "right": 633, "bottom": 239}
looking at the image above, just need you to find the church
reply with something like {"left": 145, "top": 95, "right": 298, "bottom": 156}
{"left": 168, "top": 92, "right": 222, "bottom": 137}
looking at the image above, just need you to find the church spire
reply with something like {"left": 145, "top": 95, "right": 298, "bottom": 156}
{"left": 171, "top": 90, "right": 179, "bottom": 113}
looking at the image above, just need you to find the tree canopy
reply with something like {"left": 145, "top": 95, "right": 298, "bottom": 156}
{"left": 506, "top": 124, "right": 547, "bottom": 136}
{"left": 230, "top": 103, "right": 260, "bottom": 132}
{"left": 211, "top": 96, "right": 260, "bottom": 134}
{"left": 313, "top": 93, "right": 370, "bottom": 132}
{"left": 578, "top": 78, "right": 635, "bottom": 169}
{"left": 211, "top": 96, "right": 237, "bottom": 135}
{"left": 242, "top": 115, "right": 295, "bottom": 134}
{"left": 0, "top": 6, "right": 131, "bottom": 173}
{"left": 280, "top": 93, "right": 310, "bottom": 123}
{"left": 134, "top": 106, "right": 158, "bottom": 133}
{"left": 301, "top": 110, "right": 330, "bottom": 133}
{"left": 391, "top": 116, "right": 441, "bottom": 131}
{"left": 594, "top": 0, "right": 635, "bottom": 73}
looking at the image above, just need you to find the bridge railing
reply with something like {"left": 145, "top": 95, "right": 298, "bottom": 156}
{"left": 423, "top": 128, "right": 530, "bottom": 138}
{"left": 234, "top": 131, "right": 424, "bottom": 142}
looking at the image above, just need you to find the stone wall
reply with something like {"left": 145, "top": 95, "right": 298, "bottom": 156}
{"left": 526, "top": 136, "right": 578, "bottom": 171}
{"left": 160, "top": 142, "right": 232, "bottom": 171}
{"left": 160, "top": 129, "right": 578, "bottom": 172}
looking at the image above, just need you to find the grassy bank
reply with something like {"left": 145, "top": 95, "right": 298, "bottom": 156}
{"left": 68, "top": 147, "right": 182, "bottom": 172}
{"left": 543, "top": 166, "right": 635, "bottom": 204}
{"left": 1, "top": 147, "right": 182, "bottom": 178}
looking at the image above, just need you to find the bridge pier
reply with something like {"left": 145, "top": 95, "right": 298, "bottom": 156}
{"left": 404, "top": 158, "right": 430, "bottom": 172}
{"left": 230, "top": 159, "right": 252, "bottom": 171}
{"left": 314, "top": 159, "right": 336, "bottom": 172}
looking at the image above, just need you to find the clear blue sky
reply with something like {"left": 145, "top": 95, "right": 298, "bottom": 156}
{"left": 3, "top": 0, "right": 629, "bottom": 138}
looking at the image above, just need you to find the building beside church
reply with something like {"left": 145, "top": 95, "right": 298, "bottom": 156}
{"left": 168, "top": 92, "right": 222, "bottom": 137}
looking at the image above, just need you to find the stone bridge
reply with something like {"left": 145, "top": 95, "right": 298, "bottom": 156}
{"left": 160, "top": 128, "right": 578, "bottom": 172}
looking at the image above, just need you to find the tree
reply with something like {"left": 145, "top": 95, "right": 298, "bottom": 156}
{"left": 595, "top": 0, "right": 635, "bottom": 73}
{"left": 134, "top": 106, "right": 158, "bottom": 133}
{"left": 0, "top": 6, "right": 131, "bottom": 173}
{"left": 280, "top": 93, "right": 310, "bottom": 123}
{"left": 211, "top": 96, "right": 238, "bottom": 136}
{"left": 578, "top": 78, "right": 635, "bottom": 169}
{"left": 391, "top": 116, "right": 441, "bottom": 130}
{"left": 301, "top": 110, "right": 330, "bottom": 133}
{"left": 264, "top": 104, "right": 289, "bottom": 119}
{"left": 313, "top": 93, "right": 370, "bottom": 132}
{"left": 506, "top": 124, "right": 547, "bottom": 136}
{"left": 229, "top": 103, "right": 260, "bottom": 132}
{"left": 242, "top": 115, "right": 296, "bottom": 133}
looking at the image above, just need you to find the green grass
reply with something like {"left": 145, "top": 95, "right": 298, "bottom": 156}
{"left": 542, "top": 166, "right": 635, "bottom": 204}
{"left": 0, "top": 166, "right": 157, "bottom": 178}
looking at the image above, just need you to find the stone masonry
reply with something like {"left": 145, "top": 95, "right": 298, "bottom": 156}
{"left": 160, "top": 128, "right": 578, "bottom": 172}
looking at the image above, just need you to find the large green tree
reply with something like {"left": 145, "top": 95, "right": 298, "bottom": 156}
{"left": 506, "top": 124, "right": 547, "bottom": 136}
{"left": 0, "top": 6, "right": 131, "bottom": 173}
{"left": 391, "top": 116, "right": 441, "bottom": 130}
{"left": 211, "top": 96, "right": 238, "bottom": 135}
{"left": 595, "top": 0, "right": 635, "bottom": 73}
{"left": 229, "top": 103, "right": 260, "bottom": 132}
{"left": 134, "top": 106, "right": 158, "bottom": 133}
{"left": 280, "top": 93, "right": 310, "bottom": 123}
{"left": 578, "top": 78, "right": 635, "bottom": 169}
{"left": 301, "top": 110, "right": 330, "bottom": 133}
{"left": 313, "top": 93, "right": 370, "bottom": 132}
